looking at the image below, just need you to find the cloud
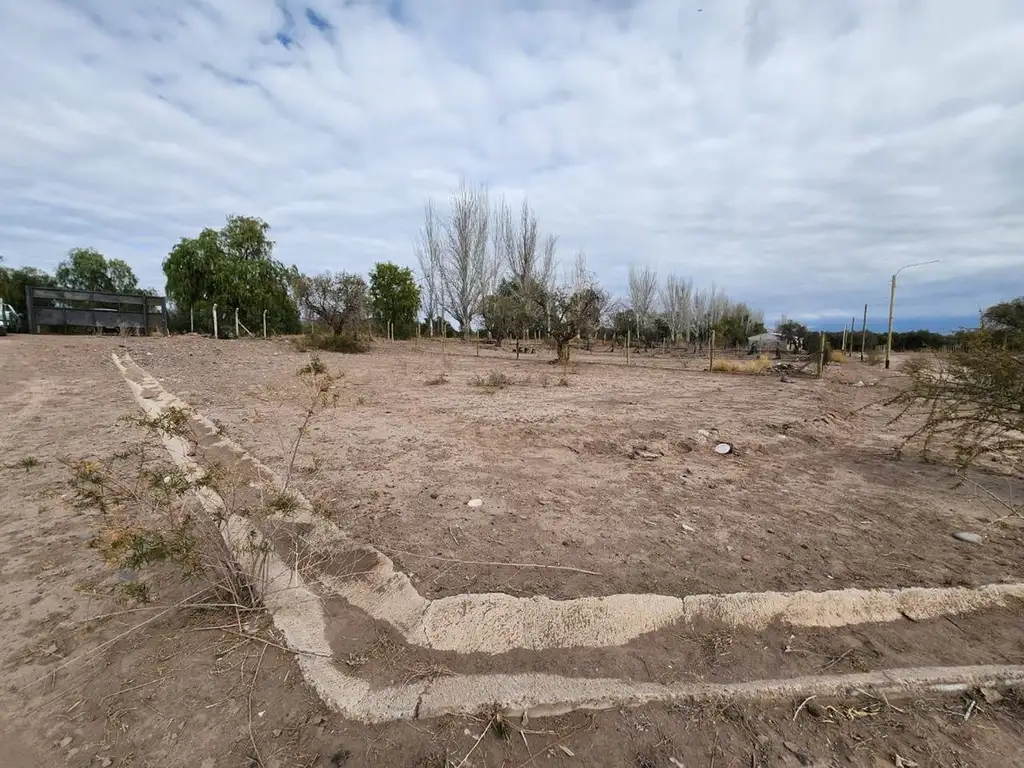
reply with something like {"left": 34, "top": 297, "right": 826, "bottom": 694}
{"left": 1, "top": 0, "right": 1022, "bottom": 326}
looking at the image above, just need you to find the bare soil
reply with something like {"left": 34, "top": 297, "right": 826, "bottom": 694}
{"left": 1, "top": 333, "right": 1022, "bottom": 767}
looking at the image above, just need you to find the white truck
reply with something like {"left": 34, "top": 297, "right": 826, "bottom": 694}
{"left": 0, "top": 297, "right": 19, "bottom": 335}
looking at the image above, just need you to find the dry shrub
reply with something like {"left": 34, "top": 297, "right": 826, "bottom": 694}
{"left": 711, "top": 355, "right": 772, "bottom": 375}
{"left": 831, "top": 350, "right": 848, "bottom": 364}
{"left": 890, "top": 329, "right": 1024, "bottom": 472}
{"left": 425, "top": 372, "right": 449, "bottom": 386}
{"left": 470, "top": 370, "right": 511, "bottom": 389}
{"left": 292, "top": 332, "right": 368, "bottom": 354}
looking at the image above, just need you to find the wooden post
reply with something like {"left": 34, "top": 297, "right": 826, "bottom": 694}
{"left": 190, "top": 306, "right": 194, "bottom": 333}
{"left": 850, "top": 317, "right": 856, "bottom": 354}
{"left": 212, "top": 304, "right": 218, "bottom": 339}
{"left": 841, "top": 327, "right": 847, "bottom": 355}
{"left": 817, "top": 331, "right": 825, "bottom": 378}
{"left": 263, "top": 310, "right": 268, "bottom": 339}
{"left": 235, "top": 308, "right": 240, "bottom": 338}
{"left": 860, "top": 304, "right": 868, "bottom": 361}
{"left": 709, "top": 330, "right": 716, "bottom": 371}
{"left": 626, "top": 329, "right": 631, "bottom": 365}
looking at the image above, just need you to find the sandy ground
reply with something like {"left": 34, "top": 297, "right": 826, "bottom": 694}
{"left": 1, "top": 333, "right": 1023, "bottom": 767}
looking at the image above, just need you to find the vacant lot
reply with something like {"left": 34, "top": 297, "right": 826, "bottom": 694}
{"left": 1, "top": 333, "right": 1022, "bottom": 767}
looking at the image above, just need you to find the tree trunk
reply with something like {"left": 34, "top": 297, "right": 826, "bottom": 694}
{"left": 556, "top": 339, "right": 571, "bottom": 365}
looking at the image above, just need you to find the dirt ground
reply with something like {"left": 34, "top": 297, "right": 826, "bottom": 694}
{"left": 1, "top": 333, "right": 1023, "bottom": 767}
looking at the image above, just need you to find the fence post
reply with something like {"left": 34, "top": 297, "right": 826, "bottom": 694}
{"left": 235, "top": 308, "right": 240, "bottom": 338}
{"left": 190, "top": 306, "right": 194, "bottom": 334}
{"left": 263, "top": 310, "right": 268, "bottom": 339}
{"left": 709, "top": 330, "right": 715, "bottom": 371}
{"left": 212, "top": 304, "right": 218, "bottom": 339}
{"left": 817, "top": 331, "right": 825, "bottom": 378}
{"left": 860, "top": 305, "right": 867, "bottom": 361}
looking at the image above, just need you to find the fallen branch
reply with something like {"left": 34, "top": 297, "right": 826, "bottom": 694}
{"left": 392, "top": 550, "right": 603, "bottom": 576}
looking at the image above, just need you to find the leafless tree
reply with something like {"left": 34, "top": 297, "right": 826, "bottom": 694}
{"left": 546, "top": 252, "right": 605, "bottom": 365}
{"left": 628, "top": 263, "right": 659, "bottom": 337}
{"left": 661, "top": 274, "right": 694, "bottom": 345}
{"left": 415, "top": 200, "right": 443, "bottom": 336}
{"left": 436, "top": 180, "right": 490, "bottom": 339}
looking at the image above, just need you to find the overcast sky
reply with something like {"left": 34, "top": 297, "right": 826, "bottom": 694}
{"left": 1, "top": 0, "right": 1022, "bottom": 328}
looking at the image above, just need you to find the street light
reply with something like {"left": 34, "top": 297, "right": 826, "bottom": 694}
{"left": 885, "top": 260, "right": 939, "bottom": 369}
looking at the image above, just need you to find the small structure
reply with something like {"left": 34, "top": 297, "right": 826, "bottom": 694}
{"left": 24, "top": 286, "right": 168, "bottom": 335}
{"left": 747, "top": 331, "right": 783, "bottom": 354}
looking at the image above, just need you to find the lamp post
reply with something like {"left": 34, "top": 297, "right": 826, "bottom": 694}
{"left": 885, "top": 260, "right": 939, "bottom": 369}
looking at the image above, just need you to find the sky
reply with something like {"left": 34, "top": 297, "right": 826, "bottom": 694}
{"left": 1, "top": 0, "right": 1022, "bottom": 332}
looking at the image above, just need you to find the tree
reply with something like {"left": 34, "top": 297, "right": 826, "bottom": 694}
{"left": 369, "top": 262, "right": 420, "bottom": 339}
{"left": 0, "top": 261, "right": 55, "bottom": 319}
{"left": 628, "top": 263, "right": 658, "bottom": 337}
{"left": 162, "top": 215, "right": 299, "bottom": 335}
{"left": 293, "top": 271, "right": 369, "bottom": 337}
{"left": 481, "top": 287, "right": 517, "bottom": 346}
{"left": 499, "top": 198, "right": 556, "bottom": 347}
{"left": 56, "top": 248, "right": 139, "bottom": 293}
{"left": 546, "top": 253, "right": 605, "bottom": 365}
{"left": 415, "top": 201, "right": 443, "bottom": 336}
{"left": 661, "top": 274, "right": 693, "bottom": 345}
{"left": 436, "top": 180, "right": 492, "bottom": 339}
{"left": 777, "top": 319, "right": 808, "bottom": 351}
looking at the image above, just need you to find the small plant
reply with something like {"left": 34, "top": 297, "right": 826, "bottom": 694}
{"left": 471, "top": 370, "right": 511, "bottom": 389}
{"left": 266, "top": 488, "right": 300, "bottom": 516}
{"left": 19, "top": 456, "right": 40, "bottom": 472}
{"left": 425, "top": 372, "right": 449, "bottom": 386}
{"left": 557, "top": 376, "right": 570, "bottom": 387}
{"left": 298, "top": 354, "right": 328, "bottom": 376}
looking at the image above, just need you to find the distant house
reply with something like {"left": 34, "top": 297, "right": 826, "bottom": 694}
{"left": 747, "top": 331, "right": 783, "bottom": 354}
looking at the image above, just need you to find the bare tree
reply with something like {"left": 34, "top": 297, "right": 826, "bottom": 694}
{"left": 415, "top": 200, "right": 443, "bottom": 336}
{"left": 628, "top": 263, "right": 659, "bottom": 337}
{"left": 661, "top": 274, "right": 694, "bottom": 345}
{"left": 437, "top": 180, "right": 490, "bottom": 339}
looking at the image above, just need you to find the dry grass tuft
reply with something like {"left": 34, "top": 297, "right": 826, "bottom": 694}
{"left": 711, "top": 355, "right": 772, "bottom": 375}
{"left": 831, "top": 350, "right": 849, "bottom": 364}
{"left": 470, "top": 370, "right": 511, "bottom": 389}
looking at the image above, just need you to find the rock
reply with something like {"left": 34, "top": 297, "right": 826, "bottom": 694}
{"left": 852, "top": 380, "right": 865, "bottom": 387}
{"left": 429, "top": 492, "right": 438, "bottom": 499}
{"left": 780, "top": 375, "right": 796, "bottom": 384}
{"left": 272, "top": 729, "right": 282, "bottom": 738}
{"left": 59, "top": 736, "right": 72, "bottom": 749}
{"left": 696, "top": 429, "right": 711, "bottom": 440}
{"left": 741, "top": 555, "right": 752, "bottom": 562}
{"left": 100, "top": 758, "right": 113, "bottom": 767}
{"left": 952, "top": 531, "right": 982, "bottom": 544}
{"left": 806, "top": 701, "right": 825, "bottom": 718}
{"left": 467, "top": 499, "right": 483, "bottom": 508}
{"left": 980, "top": 686, "right": 1004, "bottom": 704}
{"left": 631, "top": 448, "right": 660, "bottom": 461}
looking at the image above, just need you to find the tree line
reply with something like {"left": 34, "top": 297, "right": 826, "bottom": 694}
{"left": 414, "top": 181, "right": 767, "bottom": 360}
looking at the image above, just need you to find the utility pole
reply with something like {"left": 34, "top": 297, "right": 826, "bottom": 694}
{"left": 886, "top": 261, "right": 939, "bottom": 369}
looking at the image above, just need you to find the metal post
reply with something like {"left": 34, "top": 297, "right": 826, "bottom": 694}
{"left": 235, "top": 308, "right": 239, "bottom": 338}
{"left": 143, "top": 295, "right": 150, "bottom": 336}
{"left": 860, "top": 304, "right": 868, "bottom": 362}
{"left": 212, "top": 303, "right": 218, "bottom": 339}
{"left": 263, "top": 309, "right": 268, "bottom": 339}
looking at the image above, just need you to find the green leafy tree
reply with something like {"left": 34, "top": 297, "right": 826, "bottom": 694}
{"left": 293, "top": 271, "right": 369, "bottom": 336}
{"left": 55, "top": 248, "right": 139, "bottom": 293}
{"left": 0, "top": 260, "right": 55, "bottom": 319}
{"left": 162, "top": 215, "right": 299, "bottom": 335}
{"left": 776, "top": 320, "right": 808, "bottom": 351}
{"left": 368, "top": 262, "right": 420, "bottom": 339}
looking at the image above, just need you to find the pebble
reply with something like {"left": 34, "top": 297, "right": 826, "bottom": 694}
{"left": 952, "top": 531, "right": 982, "bottom": 544}
{"left": 780, "top": 375, "right": 796, "bottom": 384}
{"left": 467, "top": 499, "right": 483, "bottom": 508}
{"left": 741, "top": 555, "right": 752, "bottom": 562}
{"left": 59, "top": 736, "right": 72, "bottom": 748}
{"left": 100, "top": 758, "right": 113, "bottom": 767}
